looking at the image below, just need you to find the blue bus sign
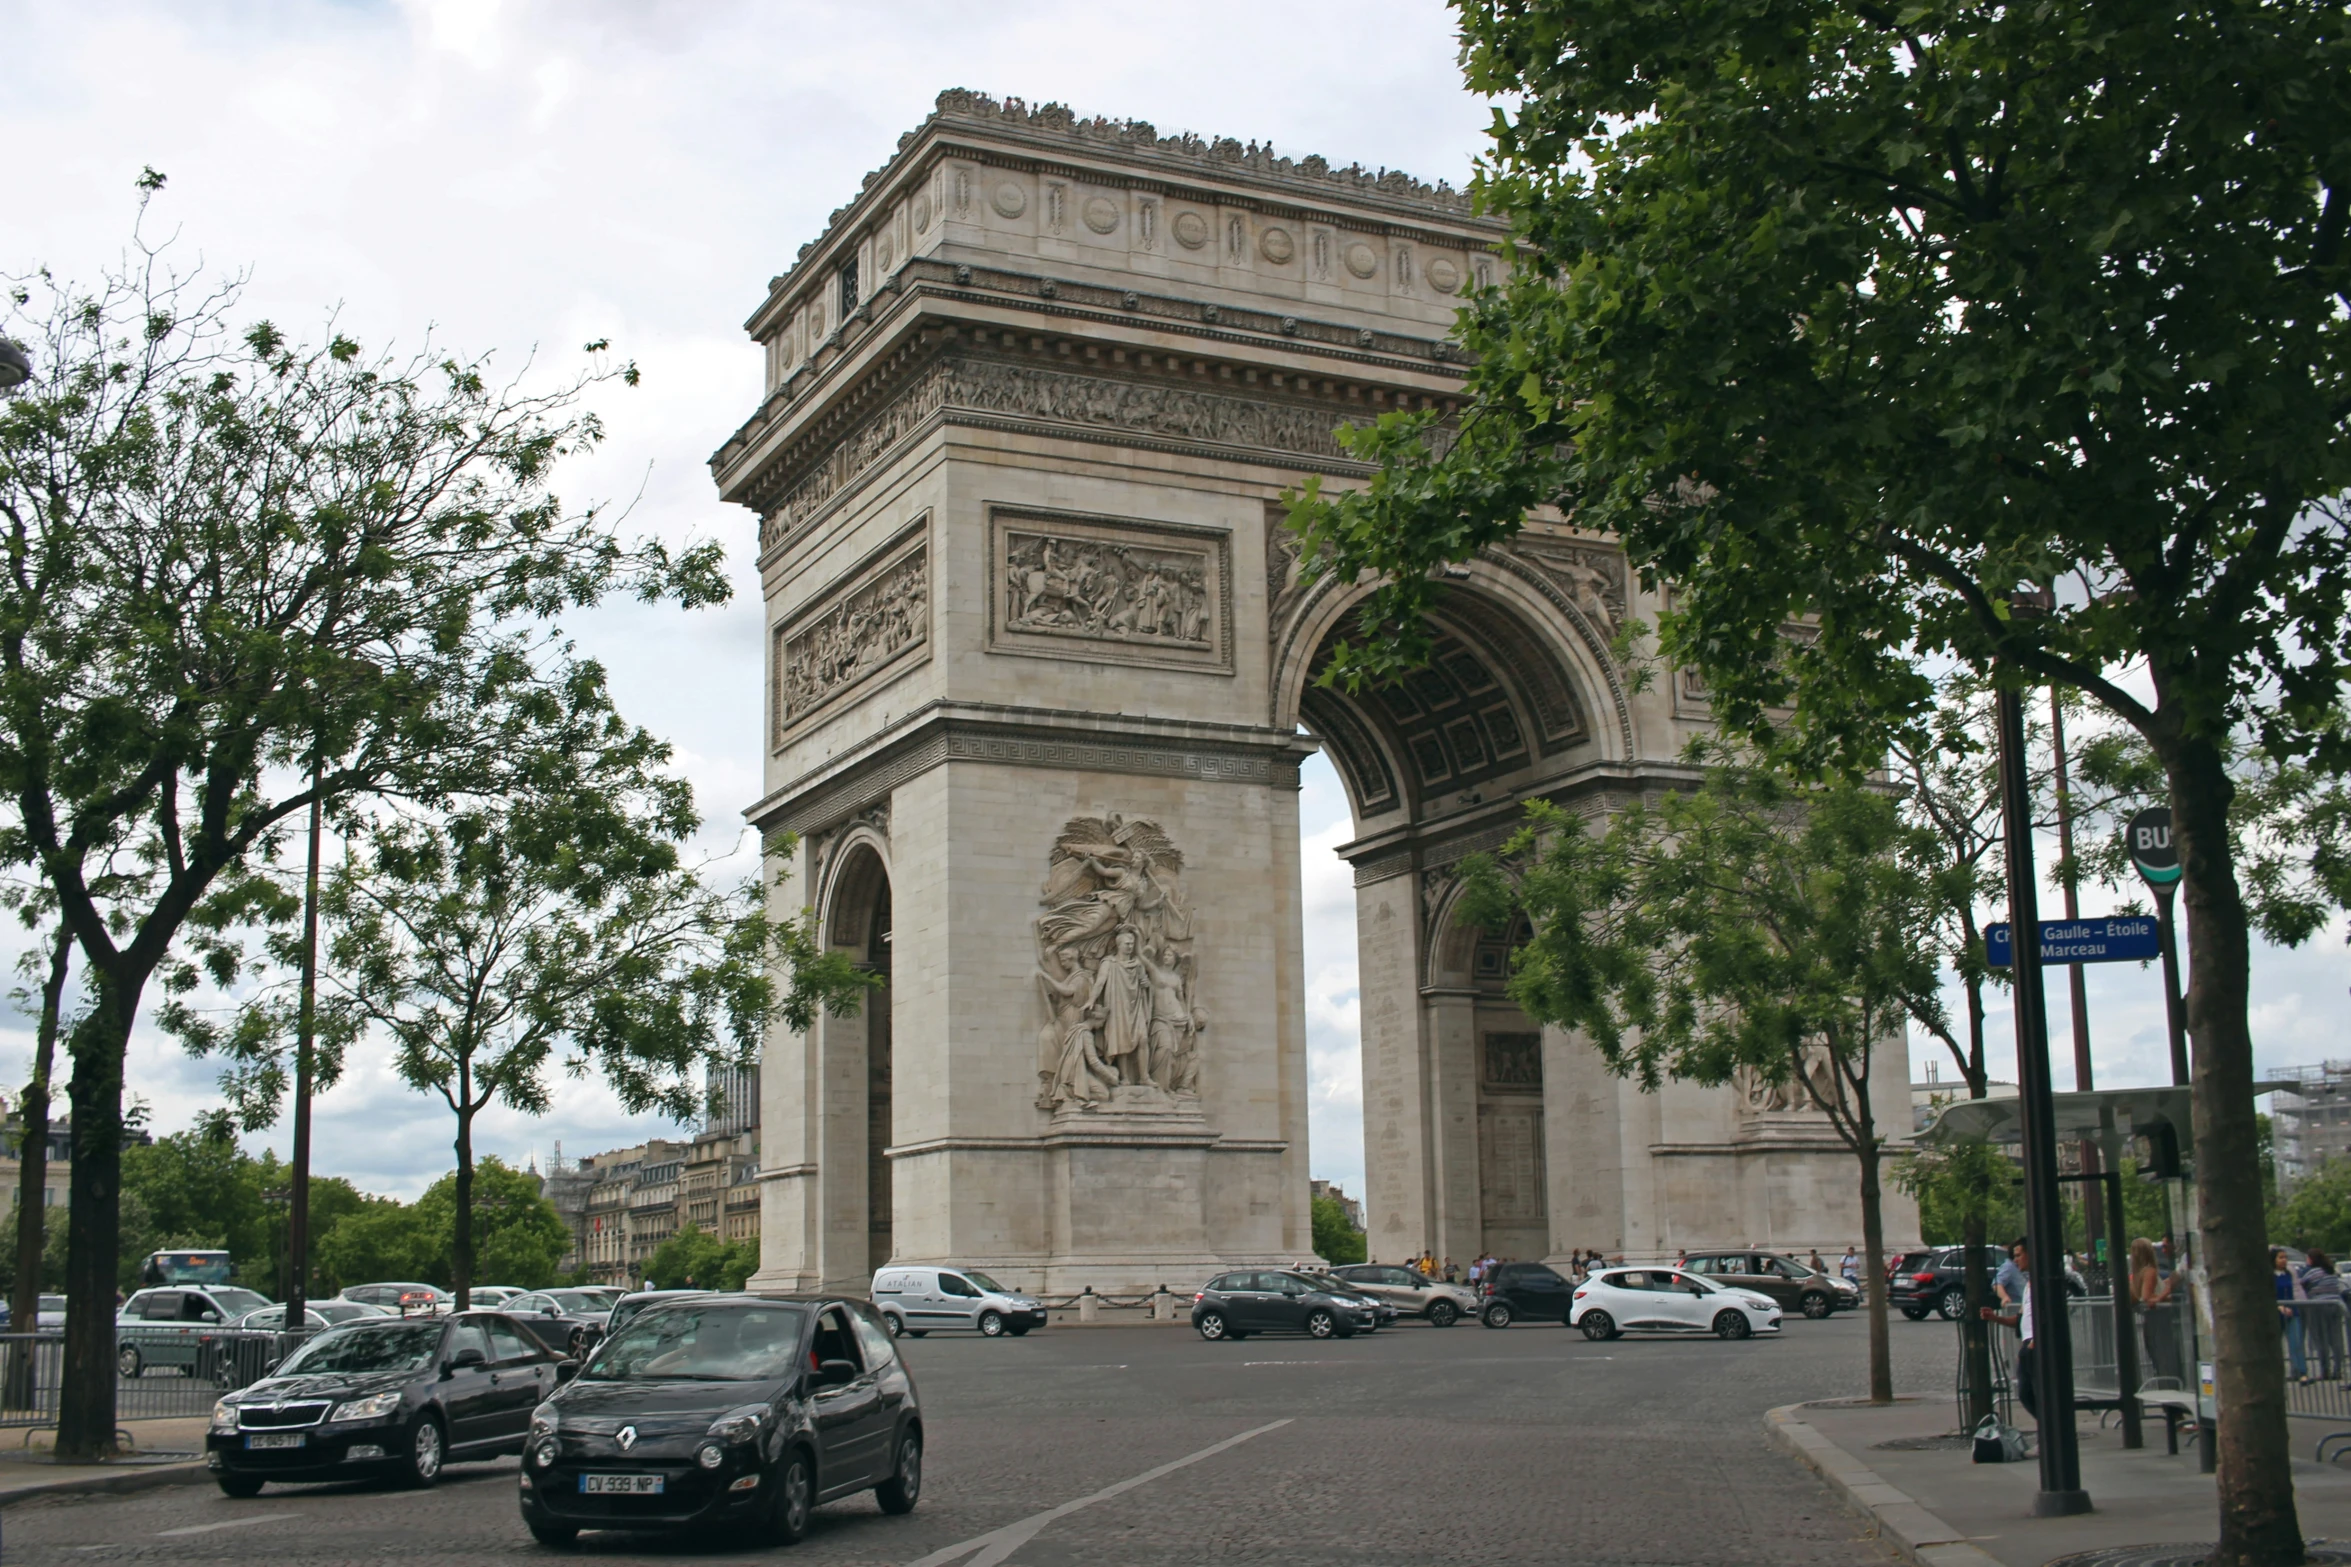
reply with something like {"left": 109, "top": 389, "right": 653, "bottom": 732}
{"left": 1987, "top": 917, "right": 2163, "bottom": 968}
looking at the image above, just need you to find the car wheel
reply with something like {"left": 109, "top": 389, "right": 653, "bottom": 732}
{"left": 1714, "top": 1309, "right": 1754, "bottom": 1341}
{"left": 1196, "top": 1311, "right": 1230, "bottom": 1341}
{"left": 398, "top": 1413, "right": 445, "bottom": 1488}
{"left": 977, "top": 1310, "right": 1005, "bottom": 1337}
{"left": 767, "top": 1447, "right": 815, "bottom": 1545}
{"left": 527, "top": 1519, "right": 578, "bottom": 1548}
{"left": 1901, "top": 1306, "right": 1931, "bottom": 1321}
{"left": 567, "top": 1328, "right": 587, "bottom": 1356}
{"left": 1482, "top": 1302, "right": 1514, "bottom": 1329}
{"left": 875, "top": 1428, "right": 923, "bottom": 1515}
{"left": 1580, "top": 1310, "right": 1616, "bottom": 1342}
{"left": 1801, "top": 1293, "right": 1833, "bottom": 1320}
{"left": 215, "top": 1472, "right": 265, "bottom": 1499}
{"left": 885, "top": 1313, "right": 907, "bottom": 1339}
{"left": 1936, "top": 1286, "right": 1968, "bottom": 1322}
{"left": 1428, "top": 1301, "right": 1459, "bottom": 1328}
{"left": 1305, "top": 1309, "right": 1338, "bottom": 1339}
{"left": 117, "top": 1345, "right": 141, "bottom": 1379}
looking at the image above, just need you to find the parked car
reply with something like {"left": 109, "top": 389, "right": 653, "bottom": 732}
{"left": 1325, "top": 1264, "right": 1479, "bottom": 1327}
{"left": 467, "top": 1286, "right": 528, "bottom": 1309}
{"left": 605, "top": 1290, "right": 712, "bottom": 1337}
{"left": 504, "top": 1291, "right": 614, "bottom": 1358}
{"left": 1682, "top": 1252, "right": 1859, "bottom": 1319}
{"left": 1191, "top": 1270, "right": 1378, "bottom": 1341}
{"left": 116, "top": 1285, "right": 276, "bottom": 1378}
{"left": 338, "top": 1282, "right": 452, "bottom": 1316}
{"left": 206, "top": 1311, "right": 573, "bottom": 1495}
{"left": 1889, "top": 1246, "right": 2089, "bottom": 1321}
{"left": 198, "top": 1301, "right": 395, "bottom": 1386}
{"left": 1571, "top": 1266, "right": 1783, "bottom": 1341}
{"left": 870, "top": 1266, "right": 1047, "bottom": 1339}
{"left": 1477, "top": 1262, "right": 1578, "bottom": 1328}
{"left": 516, "top": 1293, "right": 922, "bottom": 1548}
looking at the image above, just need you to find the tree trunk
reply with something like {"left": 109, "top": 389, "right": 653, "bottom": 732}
{"left": 452, "top": 1103, "right": 474, "bottom": 1312}
{"left": 1962, "top": 968, "right": 1989, "bottom": 1098}
{"left": 2170, "top": 734, "right": 2302, "bottom": 1566}
{"left": 6, "top": 925, "right": 71, "bottom": 1410}
{"left": 1960, "top": 1055, "right": 1994, "bottom": 1429}
{"left": 56, "top": 978, "right": 135, "bottom": 1460}
{"left": 1854, "top": 1083, "right": 1893, "bottom": 1404}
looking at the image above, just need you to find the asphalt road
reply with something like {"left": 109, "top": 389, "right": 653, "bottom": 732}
{"left": 5, "top": 1310, "right": 1950, "bottom": 1566}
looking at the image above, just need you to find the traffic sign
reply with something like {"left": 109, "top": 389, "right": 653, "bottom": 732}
{"left": 2127, "top": 807, "right": 2181, "bottom": 887}
{"left": 1987, "top": 916, "right": 2163, "bottom": 968}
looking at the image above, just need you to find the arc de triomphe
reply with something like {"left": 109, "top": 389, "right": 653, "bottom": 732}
{"left": 712, "top": 90, "right": 1918, "bottom": 1293}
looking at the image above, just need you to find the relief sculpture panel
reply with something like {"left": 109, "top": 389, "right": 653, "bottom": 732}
{"left": 1033, "top": 814, "right": 1206, "bottom": 1114}
{"left": 774, "top": 528, "right": 929, "bottom": 740}
{"left": 990, "top": 510, "right": 1231, "bottom": 673}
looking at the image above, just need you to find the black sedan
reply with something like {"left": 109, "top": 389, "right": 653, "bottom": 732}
{"left": 517, "top": 1293, "right": 922, "bottom": 1548}
{"left": 206, "top": 1312, "right": 573, "bottom": 1495}
{"left": 503, "top": 1290, "right": 612, "bottom": 1358}
{"left": 1190, "top": 1270, "right": 1379, "bottom": 1341}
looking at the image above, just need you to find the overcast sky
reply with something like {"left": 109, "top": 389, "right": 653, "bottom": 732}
{"left": 3, "top": 0, "right": 2341, "bottom": 1210}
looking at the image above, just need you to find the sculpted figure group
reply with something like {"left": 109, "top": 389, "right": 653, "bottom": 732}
{"left": 1005, "top": 534, "right": 1211, "bottom": 647}
{"left": 1033, "top": 814, "right": 1207, "bottom": 1112}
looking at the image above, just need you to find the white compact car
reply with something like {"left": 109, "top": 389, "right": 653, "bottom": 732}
{"left": 1569, "top": 1266, "right": 1782, "bottom": 1341}
{"left": 870, "top": 1265, "right": 1048, "bottom": 1338}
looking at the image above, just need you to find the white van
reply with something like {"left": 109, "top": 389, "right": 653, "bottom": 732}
{"left": 869, "top": 1266, "right": 1047, "bottom": 1338}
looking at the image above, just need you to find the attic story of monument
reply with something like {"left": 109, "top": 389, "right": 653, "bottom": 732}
{"left": 712, "top": 90, "right": 1918, "bottom": 1294}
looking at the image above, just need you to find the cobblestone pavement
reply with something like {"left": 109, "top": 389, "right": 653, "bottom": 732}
{"left": 4, "top": 1311, "right": 1948, "bottom": 1565}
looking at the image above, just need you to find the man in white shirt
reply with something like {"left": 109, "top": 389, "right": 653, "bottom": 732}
{"left": 1985, "top": 1240, "right": 2040, "bottom": 1420}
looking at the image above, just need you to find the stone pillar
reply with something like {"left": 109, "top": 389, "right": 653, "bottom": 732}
{"left": 1422, "top": 988, "right": 1484, "bottom": 1266}
{"left": 1354, "top": 873, "right": 1430, "bottom": 1262}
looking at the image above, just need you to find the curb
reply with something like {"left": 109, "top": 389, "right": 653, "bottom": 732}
{"left": 0, "top": 1459, "right": 211, "bottom": 1509}
{"left": 1766, "top": 1403, "right": 2004, "bottom": 1567}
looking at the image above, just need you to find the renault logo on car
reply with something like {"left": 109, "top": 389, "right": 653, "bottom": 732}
{"left": 616, "top": 1426, "right": 637, "bottom": 1451}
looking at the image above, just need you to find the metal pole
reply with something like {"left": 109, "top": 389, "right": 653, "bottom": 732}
{"left": 1996, "top": 683, "right": 2091, "bottom": 1515}
{"left": 2154, "top": 882, "right": 2190, "bottom": 1088}
{"left": 2103, "top": 1161, "right": 2143, "bottom": 1449}
{"left": 285, "top": 774, "right": 323, "bottom": 1327}
{"left": 2049, "top": 694, "right": 2104, "bottom": 1267}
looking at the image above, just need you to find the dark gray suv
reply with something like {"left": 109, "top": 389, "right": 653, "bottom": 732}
{"left": 1191, "top": 1271, "right": 1378, "bottom": 1341}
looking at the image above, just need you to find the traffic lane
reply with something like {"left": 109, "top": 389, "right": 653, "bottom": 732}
{"left": 5, "top": 1313, "right": 1927, "bottom": 1564}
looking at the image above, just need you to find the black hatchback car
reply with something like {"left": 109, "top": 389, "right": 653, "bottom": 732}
{"left": 1190, "top": 1270, "right": 1379, "bottom": 1341}
{"left": 1479, "top": 1261, "right": 1577, "bottom": 1327}
{"left": 518, "top": 1294, "right": 921, "bottom": 1548}
{"left": 206, "top": 1312, "right": 570, "bottom": 1495}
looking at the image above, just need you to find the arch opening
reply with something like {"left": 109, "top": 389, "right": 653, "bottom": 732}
{"left": 824, "top": 843, "right": 893, "bottom": 1281}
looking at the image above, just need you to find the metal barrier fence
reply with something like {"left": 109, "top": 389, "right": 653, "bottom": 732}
{"left": 0, "top": 1329, "right": 318, "bottom": 1432}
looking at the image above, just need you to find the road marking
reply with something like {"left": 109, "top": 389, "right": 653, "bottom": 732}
{"left": 1239, "top": 1360, "right": 1344, "bottom": 1366}
{"left": 905, "top": 1418, "right": 1293, "bottom": 1567}
{"left": 156, "top": 1512, "right": 300, "bottom": 1538}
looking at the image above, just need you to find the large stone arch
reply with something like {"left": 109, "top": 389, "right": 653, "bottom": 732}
{"left": 816, "top": 838, "right": 893, "bottom": 1290}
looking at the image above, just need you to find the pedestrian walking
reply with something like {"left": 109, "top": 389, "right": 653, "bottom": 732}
{"left": 1442, "top": 1257, "right": 1458, "bottom": 1283}
{"left": 2130, "top": 1237, "right": 2178, "bottom": 1382}
{"left": 1840, "top": 1245, "right": 1860, "bottom": 1286}
{"left": 1983, "top": 1238, "right": 2042, "bottom": 1420}
{"left": 2277, "top": 1247, "right": 2312, "bottom": 1383}
{"left": 2303, "top": 1250, "right": 2345, "bottom": 1382}
{"left": 1993, "top": 1239, "right": 2026, "bottom": 1307}
{"left": 1807, "top": 1249, "right": 1827, "bottom": 1274}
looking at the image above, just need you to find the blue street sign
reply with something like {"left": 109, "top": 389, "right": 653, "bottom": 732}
{"left": 1986, "top": 917, "right": 2163, "bottom": 968}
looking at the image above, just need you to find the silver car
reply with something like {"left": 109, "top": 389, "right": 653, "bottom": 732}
{"left": 870, "top": 1265, "right": 1048, "bottom": 1337}
{"left": 1326, "top": 1264, "right": 1481, "bottom": 1327}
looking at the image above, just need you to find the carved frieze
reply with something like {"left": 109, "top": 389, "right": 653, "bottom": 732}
{"left": 1481, "top": 1031, "right": 1544, "bottom": 1094}
{"left": 1033, "top": 814, "right": 1204, "bottom": 1115}
{"left": 989, "top": 509, "right": 1231, "bottom": 674}
{"left": 773, "top": 525, "right": 929, "bottom": 740}
{"left": 759, "top": 357, "right": 1360, "bottom": 553}
{"left": 1512, "top": 542, "right": 1629, "bottom": 636}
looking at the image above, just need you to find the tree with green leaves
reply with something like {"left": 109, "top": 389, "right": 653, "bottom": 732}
{"left": 643, "top": 1226, "right": 759, "bottom": 1293}
{"left": 409, "top": 1160, "right": 573, "bottom": 1290}
{"left": 0, "top": 184, "right": 726, "bottom": 1455}
{"left": 1311, "top": 1194, "right": 1368, "bottom": 1266}
{"left": 249, "top": 749, "right": 868, "bottom": 1311}
{"left": 1291, "top": 6, "right": 2348, "bottom": 1553}
{"left": 1460, "top": 765, "right": 1948, "bottom": 1403}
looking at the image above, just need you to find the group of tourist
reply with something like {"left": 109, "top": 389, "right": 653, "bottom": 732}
{"left": 2271, "top": 1245, "right": 2349, "bottom": 1384}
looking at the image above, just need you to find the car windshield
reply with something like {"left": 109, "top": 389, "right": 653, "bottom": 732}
{"left": 963, "top": 1270, "right": 1010, "bottom": 1293}
{"left": 276, "top": 1322, "right": 443, "bottom": 1376}
{"left": 584, "top": 1304, "right": 810, "bottom": 1382}
{"left": 211, "top": 1288, "right": 272, "bottom": 1317}
{"left": 547, "top": 1291, "right": 605, "bottom": 1314}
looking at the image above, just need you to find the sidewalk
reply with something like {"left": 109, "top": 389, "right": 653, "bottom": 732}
{"left": 0, "top": 1417, "right": 211, "bottom": 1508}
{"left": 1770, "top": 1397, "right": 2351, "bottom": 1567}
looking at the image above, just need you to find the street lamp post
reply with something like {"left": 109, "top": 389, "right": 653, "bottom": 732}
{"left": 0, "top": 338, "right": 33, "bottom": 392}
{"left": 1995, "top": 666, "right": 2093, "bottom": 1516}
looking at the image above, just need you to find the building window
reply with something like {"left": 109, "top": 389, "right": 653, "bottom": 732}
{"left": 839, "top": 258, "right": 860, "bottom": 318}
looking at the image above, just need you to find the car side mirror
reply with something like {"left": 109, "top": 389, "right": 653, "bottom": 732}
{"left": 555, "top": 1359, "right": 580, "bottom": 1384}
{"left": 816, "top": 1358, "right": 857, "bottom": 1387}
{"left": 200, "top": 1311, "right": 221, "bottom": 1323}
{"left": 447, "top": 1346, "right": 487, "bottom": 1373}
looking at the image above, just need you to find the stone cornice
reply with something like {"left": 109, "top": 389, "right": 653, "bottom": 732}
{"left": 745, "top": 701, "right": 1318, "bottom": 839}
{"left": 712, "top": 258, "right": 1469, "bottom": 506}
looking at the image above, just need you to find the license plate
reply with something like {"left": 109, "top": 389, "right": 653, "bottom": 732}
{"left": 580, "top": 1474, "right": 664, "bottom": 1495}
{"left": 244, "top": 1433, "right": 305, "bottom": 1450}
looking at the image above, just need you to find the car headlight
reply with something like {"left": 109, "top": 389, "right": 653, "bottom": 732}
{"left": 1747, "top": 1295, "right": 1776, "bottom": 1311}
{"left": 696, "top": 1442, "right": 726, "bottom": 1469}
{"left": 330, "top": 1391, "right": 403, "bottom": 1423}
{"left": 707, "top": 1407, "right": 767, "bottom": 1445}
{"left": 211, "top": 1399, "right": 237, "bottom": 1432}
{"left": 529, "top": 1402, "right": 561, "bottom": 1436}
